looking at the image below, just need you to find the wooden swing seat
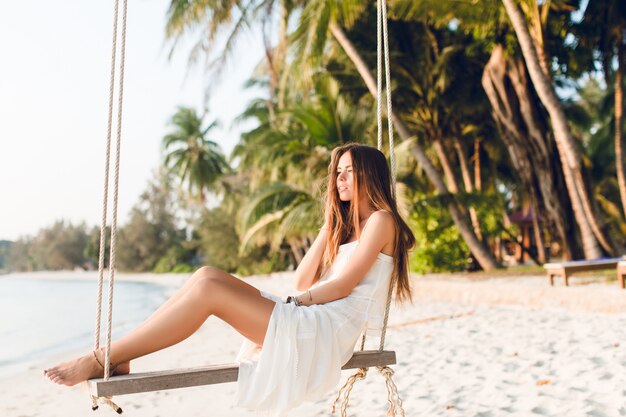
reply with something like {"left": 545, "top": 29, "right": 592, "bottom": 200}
{"left": 87, "top": 350, "right": 396, "bottom": 397}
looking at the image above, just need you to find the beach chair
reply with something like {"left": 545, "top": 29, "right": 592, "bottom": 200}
{"left": 618, "top": 261, "right": 626, "bottom": 289}
{"left": 544, "top": 257, "right": 626, "bottom": 286}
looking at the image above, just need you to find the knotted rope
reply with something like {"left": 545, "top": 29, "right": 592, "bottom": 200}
{"left": 80, "top": 379, "right": 122, "bottom": 414}
{"left": 88, "top": 393, "right": 123, "bottom": 415}
{"left": 331, "top": 368, "right": 368, "bottom": 416}
{"left": 91, "top": 0, "right": 128, "bottom": 412}
{"left": 332, "top": 1, "right": 405, "bottom": 415}
{"left": 332, "top": 366, "right": 404, "bottom": 417}
{"left": 379, "top": 366, "right": 405, "bottom": 417}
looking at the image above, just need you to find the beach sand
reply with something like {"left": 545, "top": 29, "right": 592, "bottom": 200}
{"left": 2, "top": 271, "right": 626, "bottom": 417}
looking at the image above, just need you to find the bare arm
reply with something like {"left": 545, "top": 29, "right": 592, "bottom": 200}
{"left": 295, "top": 211, "right": 395, "bottom": 306}
{"left": 294, "top": 226, "right": 328, "bottom": 291}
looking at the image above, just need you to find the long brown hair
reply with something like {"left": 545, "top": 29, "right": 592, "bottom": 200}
{"left": 316, "top": 143, "right": 416, "bottom": 302}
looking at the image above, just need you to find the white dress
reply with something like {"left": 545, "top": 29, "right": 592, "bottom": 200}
{"left": 235, "top": 240, "right": 394, "bottom": 416}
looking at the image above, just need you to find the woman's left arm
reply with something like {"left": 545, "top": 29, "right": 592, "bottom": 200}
{"left": 293, "top": 211, "right": 395, "bottom": 306}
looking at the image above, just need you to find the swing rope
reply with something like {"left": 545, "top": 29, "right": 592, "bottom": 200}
{"left": 87, "top": 0, "right": 128, "bottom": 412}
{"left": 332, "top": 0, "right": 405, "bottom": 415}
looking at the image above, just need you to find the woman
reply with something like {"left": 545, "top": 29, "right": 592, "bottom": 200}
{"left": 44, "top": 143, "right": 415, "bottom": 415}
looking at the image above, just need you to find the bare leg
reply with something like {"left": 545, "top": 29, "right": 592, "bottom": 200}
{"left": 142, "top": 267, "right": 220, "bottom": 322}
{"left": 44, "top": 267, "right": 275, "bottom": 386}
{"left": 101, "top": 267, "right": 224, "bottom": 373}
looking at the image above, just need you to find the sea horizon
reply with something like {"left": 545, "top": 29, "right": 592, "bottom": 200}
{"left": 0, "top": 274, "right": 170, "bottom": 378}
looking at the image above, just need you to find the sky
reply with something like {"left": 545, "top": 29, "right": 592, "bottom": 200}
{"left": 0, "top": 0, "right": 264, "bottom": 241}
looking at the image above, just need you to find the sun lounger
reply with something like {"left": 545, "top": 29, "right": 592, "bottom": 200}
{"left": 618, "top": 261, "right": 626, "bottom": 289}
{"left": 544, "top": 257, "right": 626, "bottom": 287}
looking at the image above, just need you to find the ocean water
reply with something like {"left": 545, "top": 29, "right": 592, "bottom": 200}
{"left": 0, "top": 277, "right": 168, "bottom": 378}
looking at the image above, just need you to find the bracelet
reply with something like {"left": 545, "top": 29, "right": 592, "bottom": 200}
{"left": 306, "top": 289, "right": 313, "bottom": 302}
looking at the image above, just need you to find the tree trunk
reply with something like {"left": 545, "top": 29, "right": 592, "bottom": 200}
{"left": 329, "top": 22, "right": 499, "bottom": 271}
{"left": 454, "top": 137, "right": 483, "bottom": 241}
{"left": 528, "top": 0, "right": 551, "bottom": 80}
{"left": 502, "top": 0, "right": 609, "bottom": 259}
{"left": 616, "top": 41, "right": 626, "bottom": 220}
{"left": 481, "top": 44, "right": 579, "bottom": 260}
{"left": 433, "top": 139, "right": 459, "bottom": 193}
{"left": 289, "top": 241, "right": 304, "bottom": 265}
{"left": 435, "top": 137, "right": 485, "bottom": 241}
{"left": 264, "top": 44, "right": 277, "bottom": 123}
{"left": 474, "top": 139, "right": 482, "bottom": 192}
{"left": 529, "top": 195, "right": 546, "bottom": 263}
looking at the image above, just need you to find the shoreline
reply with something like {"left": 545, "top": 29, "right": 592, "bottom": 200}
{"left": 0, "top": 270, "right": 194, "bottom": 287}
{"left": 5, "top": 269, "right": 625, "bottom": 314}
{"left": 0, "top": 275, "right": 175, "bottom": 381}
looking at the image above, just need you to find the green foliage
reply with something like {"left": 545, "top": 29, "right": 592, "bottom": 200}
{"left": 409, "top": 202, "right": 471, "bottom": 274}
{"left": 5, "top": 173, "right": 196, "bottom": 273}
{"left": 573, "top": 0, "right": 626, "bottom": 77}
{"left": 171, "top": 263, "right": 197, "bottom": 273}
{"left": 234, "top": 249, "right": 288, "bottom": 277}
{"left": 32, "top": 0, "right": 613, "bottom": 276}
{"left": 0, "top": 240, "right": 11, "bottom": 271}
{"left": 196, "top": 207, "right": 242, "bottom": 272}
{"left": 231, "top": 74, "right": 373, "bottom": 267}
{"left": 116, "top": 171, "right": 189, "bottom": 272}
{"left": 563, "top": 76, "right": 626, "bottom": 247}
{"left": 163, "top": 106, "right": 231, "bottom": 203}
{"left": 238, "top": 182, "right": 322, "bottom": 253}
{"left": 153, "top": 246, "right": 196, "bottom": 273}
{"left": 84, "top": 226, "right": 111, "bottom": 269}
{"left": 457, "top": 192, "right": 508, "bottom": 237}
{"left": 408, "top": 190, "right": 507, "bottom": 273}
{"left": 195, "top": 206, "right": 289, "bottom": 275}
{"left": 5, "top": 221, "right": 89, "bottom": 271}
{"left": 6, "top": 239, "right": 34, "bottom": 271}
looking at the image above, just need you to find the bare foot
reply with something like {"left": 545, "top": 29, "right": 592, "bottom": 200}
{"left": 43, "top": 351, "right": 130, "bottom": 386}
{"left": 43, "top": 352, "right": 102, "bottom": 386}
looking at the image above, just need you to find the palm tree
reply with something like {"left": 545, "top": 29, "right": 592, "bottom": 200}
{"left": 162, "top": 106, "right": 230, "bottom": 204}
{"left": 295, "top": 4, "right": 500, "bottom": 270}
{"left": 576, "top": 0, "right": 626, "bottom": 220}
{"left": 238, "top": 183, "right": 323, "bottom": 263}
{"left": 165, "top": 0, "right": 293, "bottom": 119}
{"left": 163, "top": 0, "right": 500, "bottom": 270}
{"left": 232, "top": 77, "right": 356, "bottom": 187}
{"left": 563, "top": 77, "right": 626, "bottom": 248}
{"left": 332, "top": 18, "right": 495, "bottom": 244}
{"left": 501, "top": 0, "right": 613, "bottom": 259}
{"left": 390, "top": 0, "right": 613, "bottom": 259}
{"left": 232, "top": 75, "right": 376, "bottom": 260}
{"left": 318, "top": 9, "right": 497, "bottom": 270}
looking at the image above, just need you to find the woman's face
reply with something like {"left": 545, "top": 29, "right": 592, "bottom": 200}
{"left": 336, "top": 151, "right": 354, "bottom": 201}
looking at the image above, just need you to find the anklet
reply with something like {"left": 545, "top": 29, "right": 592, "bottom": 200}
{"left": 93, "top": 351, "right": 105, "bottom": 369}
{"left": 93, "top": 350, "right": 118, "bottom": 374}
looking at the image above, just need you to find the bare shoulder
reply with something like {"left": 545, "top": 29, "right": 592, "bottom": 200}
{"left": 365, "top": 210, "right": 395, "bottom": 239}
{"left": 364, "top": 211, "right": 396, "bottom": 255}
{"left": 368, "top": 210, "right": 394, "bottom": 228}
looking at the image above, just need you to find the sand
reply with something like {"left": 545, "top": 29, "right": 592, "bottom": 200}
{"left": 2, "top": 271, "right": 625, "bottom": 417}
